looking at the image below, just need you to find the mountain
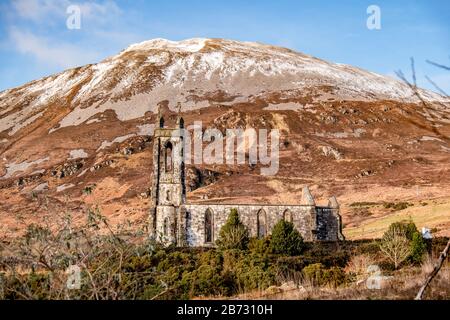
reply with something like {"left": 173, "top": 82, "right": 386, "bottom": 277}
{"left": 0, "top": 38, "right": 449, "bottom": 240}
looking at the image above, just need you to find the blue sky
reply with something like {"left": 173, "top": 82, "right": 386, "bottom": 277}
{"left": 0, "top": 0, "right": 449, "bottom": 93}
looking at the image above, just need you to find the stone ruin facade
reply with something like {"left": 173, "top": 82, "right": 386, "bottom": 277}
{"left": 149, "top": 112, "right": 345, "bottom": 247}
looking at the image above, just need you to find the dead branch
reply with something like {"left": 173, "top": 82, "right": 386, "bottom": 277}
{"left": 415, "top": 239, "right": 450, "bottom": 300}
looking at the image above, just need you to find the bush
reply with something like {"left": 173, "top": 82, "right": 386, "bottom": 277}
{"left": 234, "top": 253, "right": 274, "bottom": 291}
{"left": 270, "top": 220, "right": 304, "bottom": 256}
{"left": 302, "top": 263, "right": 346, "bottom": 287}
{"left": 216, "top": 209, "right": 249, "bottom": 250}
{"left": 383, "top": 202, "right": 413, "bottom": 211}
{"left": 409, "top": 232, "right": 427, "bottom": 264}
{"left": 181, "top": 265, "right": 226, "bottom": 297}
{"left": 249, "top": 237, "right": 272, "bottom": 255}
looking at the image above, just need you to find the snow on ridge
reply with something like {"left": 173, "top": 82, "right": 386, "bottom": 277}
{"left": 125, "top": 38, "right": 207, "bottom": 53}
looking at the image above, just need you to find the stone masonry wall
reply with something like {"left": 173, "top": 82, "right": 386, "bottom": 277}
{"left": 184, "top": 204, "right": 316, "bottom": 247}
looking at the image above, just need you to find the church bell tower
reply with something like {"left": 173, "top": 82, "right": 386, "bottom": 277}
{"left": 149, "top": 104, "right": 186, "bottom": 245}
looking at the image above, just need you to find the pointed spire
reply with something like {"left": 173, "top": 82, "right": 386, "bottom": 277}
{"left": 156, "top": 103, "right": 161, "bottom": 118}
{"left": 328, "top": 196, "right": 339, "bottom": 209}
{"left": 301, "top": 186, "right": 315, "bottom": 206}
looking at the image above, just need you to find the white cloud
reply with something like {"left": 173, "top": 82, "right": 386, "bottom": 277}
{"left": 9, "top": 27, "right": 100, "bottom": 68}
{"left": 11, "top": 0, "right": 121, "bottom": 24}
{"left": 12, "top": 0, "right": 65, "bottom": 21}
{"left": 79, "top": 0, "right": 122, "bottom": 22}
{"left": 7, "top": 0, "right": 123, "bottom": 69}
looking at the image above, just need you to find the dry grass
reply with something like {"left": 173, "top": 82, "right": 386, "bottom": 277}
{"left": 220, "top": 251, "right": 450, "bottom": 300}
{"left": 344, "top": 198, "right": 450, "bottom": 239}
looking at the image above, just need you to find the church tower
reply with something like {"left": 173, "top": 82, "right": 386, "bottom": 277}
{"left": 149, "top": 104, "right": 186, "bottom": 245}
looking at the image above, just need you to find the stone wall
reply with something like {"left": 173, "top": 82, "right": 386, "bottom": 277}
{"left": 316, "top": 207, "right": 344, "bottom": 241}
{"left": 183, "top": 204, "right": 317, "bottom": 247}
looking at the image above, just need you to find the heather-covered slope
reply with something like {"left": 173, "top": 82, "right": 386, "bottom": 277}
{"left": 0, "top": 38, "right": 449, "bottom": 239}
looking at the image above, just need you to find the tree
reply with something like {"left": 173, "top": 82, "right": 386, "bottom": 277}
{"left": 379, "top": 226, "right": 411, "bottom": 269}
{"left": 387, "top": 220, "right": 417, "bottom": 240}
{"left": 216, "top": 209, "right": 249, "bottom": 250}
{"left": 409, "top": 232, "right": 427, "bottom": 264}
{"left": 270, "top": 219, "right": 304, "bottom": 256}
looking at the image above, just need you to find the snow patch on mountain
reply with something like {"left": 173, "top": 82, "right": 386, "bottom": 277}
{"left": 1, "top": 157, "right": 49, "bottom": 179}
{"left": 68, "top": 149, "right": 89, "bottom": 160}
{"left": 97, "top": 134, "right": 136, "bottom": 151}
{"left": 57, "top": 183, "right": 75, "bottom": 193}
{"left": 264, "top": 102, "right": 305, "bottom": 111}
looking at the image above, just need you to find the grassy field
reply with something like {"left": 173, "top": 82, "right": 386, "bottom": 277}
{"left": 344, "top": 198, "right": 450, "bottom": 240}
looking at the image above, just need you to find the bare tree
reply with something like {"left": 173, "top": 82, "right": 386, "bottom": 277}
{"left": 379, "top": 227, "right": 411, "bottom": 269}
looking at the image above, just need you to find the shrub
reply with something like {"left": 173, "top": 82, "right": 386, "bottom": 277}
{"left": 216, "top": 209, "right": 249, "bottom": 250}
{"left": 383, "top": 202, "right": 413, "bottom": 211}
{"left": 356, "top": 240, "right": 381, "bottom": 255}
{"left": 234, "top": 253, "right": 274, "bottom": 291}
{"left": 270, "top": 220, "right": 304, "bottom": 256}
{"left": 409, "top": 232, "right": 427, "bottom": 265}
{"left": 249, "top": 237, "right": 272, "bottom": 255}
{"left": 345, "top": 254, "right": 376, "bottom": 278}
{"left": 198, "top": 250, "right": 223, "bottom": 269}
{"left": 302, "top": 263, "right": 346, "bottom": 287}
{"left": 83, "top": 185, "right": 96, "bottom": 195}
{"left": 302, "top": 263, "right": 324, "bottom": 285}
{"left": 181, "top": 265, "right": 226, "bottom": 297}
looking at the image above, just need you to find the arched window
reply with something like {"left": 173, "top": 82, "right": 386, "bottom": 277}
{"left": 163, "top": 217, "right": 170, "bottom": 237}
{"left": 204, "top": 209, "right": 213, "bottom": 243}
{"left": 165, "top": 142, "right": 173, "bottom": 172}
{"left": 159, "top": 116, "right": 165, "bottom": 128}
{"left": 185, "top": 211, "right": 191, "bottom": 230}
{"left": 257, "top": 209, "right": 267, "bottom": 239}
{"left": 283, "top": 209, "right": 293, "bottom": 223}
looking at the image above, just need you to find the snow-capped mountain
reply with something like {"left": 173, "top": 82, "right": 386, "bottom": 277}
{"left": 0, "top": 38, "right": 449, "bottom": 239}
{"left": 0, "top": 38, "right": 447, "bottom": 137}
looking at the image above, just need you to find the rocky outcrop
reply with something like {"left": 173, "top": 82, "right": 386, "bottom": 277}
{"left": 320, "top": 146, "right": 343, "bottom": 160}
{"left": 186, "top": 167, "right": 220, "bottom": 192}
{"left": 51, "top": 161, "right": 85, "bottom": 179}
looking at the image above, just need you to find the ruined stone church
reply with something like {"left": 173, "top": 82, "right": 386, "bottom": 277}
{"left": 149, "top": 111, "right": 344, "bottom": 247}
